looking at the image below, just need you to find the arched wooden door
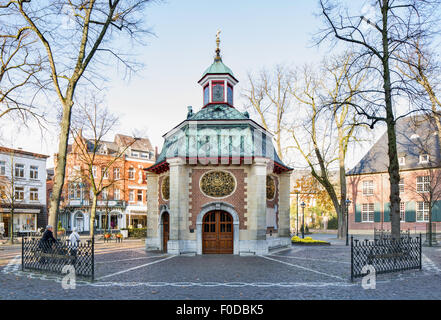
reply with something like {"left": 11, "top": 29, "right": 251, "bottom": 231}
{"left": 202, "top": 210, "right": 233, "bottom": 254}
{"left": 162, "top": 212, "right": 169, "bottom": 252}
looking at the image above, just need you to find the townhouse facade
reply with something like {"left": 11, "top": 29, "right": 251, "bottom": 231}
{"left": 347, "top": 115, "right": 441, "bottom": 234}
{"left": 56, "top": 133, "right": 155, "bottom": 233}
{"left": 0, "top": 146, "right": 49, "bottom": 237}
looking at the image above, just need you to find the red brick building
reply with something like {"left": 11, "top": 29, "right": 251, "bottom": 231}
{"left": 347, "top": 115, "right": 441, "bottom": 234}
{"left": 56, "top": 132, "right": 155, "bottom": 233}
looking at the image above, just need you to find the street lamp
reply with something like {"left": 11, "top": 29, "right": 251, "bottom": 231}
{"left": 296, "top": 191, "right": 300, "bottom": 236}
{"left": 300, "top": 201, "right": 306, "bottom": 239}
{"left": 345, "top": 199, "right": 352, "bottom": 246}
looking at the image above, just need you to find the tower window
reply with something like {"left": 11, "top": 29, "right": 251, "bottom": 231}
{"left": 227, "top": 84, "right": 233, "bottom": 105}
{"left": 212, "top": 81, "right": 224, "bottom": 102}
{"left": 204, "top": 85, "right": 209, "bottom": 105}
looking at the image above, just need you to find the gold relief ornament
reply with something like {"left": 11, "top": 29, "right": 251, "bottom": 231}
{"left": 200, "top": 171, "right": 235, "bottom": 198}
{"left": 267, "top": 176, "right": 276, "bottom": 200}
{"left": 162, "top": 176, "right": 170, "bottom": 200}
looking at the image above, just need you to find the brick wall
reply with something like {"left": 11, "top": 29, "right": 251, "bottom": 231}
{"left": 188, "top": 168, "right": 247, "bottom": 230}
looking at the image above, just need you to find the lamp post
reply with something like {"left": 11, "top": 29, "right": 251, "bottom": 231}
{"left": 345, "top": 199, "right": 352, "bottom": 246}
{"left": 300, "top": 201, "right": 306, "bottom": 239}
{"left": 296, "top": 191, "right": 300, "bottom": 236}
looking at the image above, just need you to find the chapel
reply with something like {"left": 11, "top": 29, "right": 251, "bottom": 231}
{"left": 145, "top": 34, "right": 292, "bottom": 255}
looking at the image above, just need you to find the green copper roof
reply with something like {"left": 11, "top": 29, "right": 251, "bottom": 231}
{"left": 188, "top": 104, "right": 248, "bottom": 121}
{"left": 202, "top": 60, "right": 235, "bottom": 78}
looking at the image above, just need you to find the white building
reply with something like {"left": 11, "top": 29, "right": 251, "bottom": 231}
{"left": 0, "top": 146, "right": 48, "bottom": 237}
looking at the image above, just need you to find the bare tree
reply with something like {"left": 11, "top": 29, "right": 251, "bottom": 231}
{"left": 242, "top": 66, "right": 292, "bottom": 161}
{"left": 69, "top": 99, "right": 137, "bottom": 237}
{"left": 288, "top": 54, "right": 365, "bottom": 239}
{"left": 0, "top": 0, "right": 156, "bottom": 236}
{"left": 399, "top": 39, "right": 441, "bottom": 147}
{"left": 318, "top": 0, "right": 441, "bottom": 239}
{"left": 0, "top": 28, "right": 44, "bottom": 122}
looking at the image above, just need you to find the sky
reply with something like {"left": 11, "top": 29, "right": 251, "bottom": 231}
{"left": 3, "top": 0, "right": 384, "bottom": 170}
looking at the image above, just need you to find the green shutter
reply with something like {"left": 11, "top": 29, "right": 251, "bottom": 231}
{"left": 406, "top": 201, "right": 416, "bottom": 222}
{"left": 374, "top": 202, "right": 381, "bottom": 222}
{"left": 355, "top": 204, "right": 362, "bottom": 223}
{"left": 432, "top": 201, "right": 441, "bottom": 222}
{"left": 384, "top": 202, "right": 390, "bottom": 222}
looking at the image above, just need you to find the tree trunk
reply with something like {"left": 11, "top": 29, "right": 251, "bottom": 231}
{"left": 338, "top": 128, "right": 347, "bottom": 239}
{"left": 382, "top": 1, "right": 401, "bottom": 240}
{"left": 9, "top": 207, "right": 14, "bottom": 244}
{"left": 89, "top": 194, "right": 97, "bottom": 238}
{"left": 48, "top": 101, "right": 73, "bottom": 237}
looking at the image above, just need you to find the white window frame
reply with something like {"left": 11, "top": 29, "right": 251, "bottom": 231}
{"left": 416, "top": 176, "right": 430, "bottom": 193}
{"left": 399, "top": 157, "right": 405, "bottom": 166}
{"left": 0, "top": 161, "right": 5, "bottom": 176}
{"left": 361, "top": 203, "right": 375, "bottom": 222}
{"left": 400, "top": 202, "right": 405, "bottom": 222}
{"left": 114, "top": 168, "right": 121, "bottom": 180}
{"left": 416, "top": 201, "right": 429, "bottom": 222}
{"left": 30, "top": 188, "right": 39, "bottom": 201}
{"left": 128, "top": 167, "right": 135, "bottom": 180}
{"left": 136, "top": 189, "right": 143, "bottom": 202}
{"left": 419, "top": 154, "right": 429, "bottom": 164}
{"left": 29, "top": 165, "right": 38, "bottom": 180}
{"left": 101, "top": 167, "right": 108, "bottom": 179}
{"left": 114, "top": 188, "right": 120, "bottom": 200}
{"left": 399, "top": 179, "right": 404, "bottom": 194}
{"left": 129, "top": 189, "right": 135, "bottom": 202}
{"left": 362, "top": 180, "right": 374, "bottom": 196}
{"left": 15, "top": 163, "right": 25, "bottom": 178}
{"left": 362, "top": 203, "right": 374, "bottom": 222}
{"left": 14, "top": 186, "right": 24, "bottom": 201}
{"left": 102, "top": 189, "right": 108, "bottom": 200}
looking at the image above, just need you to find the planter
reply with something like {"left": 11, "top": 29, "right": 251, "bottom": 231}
{"left": 292, "top": 241, "right": 331, "bottom": 246}
{"left": 121, "top": 230, "right": 128, "bottom": 238}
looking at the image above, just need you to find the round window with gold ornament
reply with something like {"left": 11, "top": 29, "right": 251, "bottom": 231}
{"left": 200, "top": 170, "right": 236, "bottom": 198}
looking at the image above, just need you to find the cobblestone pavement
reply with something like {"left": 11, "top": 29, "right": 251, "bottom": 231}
{"left": 1, "top": 238, "right": 440, "bottom": 300}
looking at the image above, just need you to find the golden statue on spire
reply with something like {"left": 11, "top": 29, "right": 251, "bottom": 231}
{"left": 216, "top": 29, "right": 221, "bottom": 49}
{"left": 215, "top": 29, "right": 221, "bottom": 61}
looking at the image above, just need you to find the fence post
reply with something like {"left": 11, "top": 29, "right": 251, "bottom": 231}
{"left": 419, "top": 233, "right": 422, "bottom": 270}
{"left": 92, "top": 236, "right": 95, "bottom": 281}
{"left": 350, "top": 236, "right": 354, "bottom": 282}
{"left": 21, "top": 236, "right": 24, "bottom": 271}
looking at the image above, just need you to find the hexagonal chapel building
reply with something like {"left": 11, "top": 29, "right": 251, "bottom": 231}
{"left": 145, "top": 42, "right": 292, "bottom": 255}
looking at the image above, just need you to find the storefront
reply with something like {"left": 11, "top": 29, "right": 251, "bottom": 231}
{"left": 0, "top": 208, "right": 40, "bottom": 236}
{"left": 128, "top": 214, "right": 147, "bottom": 228}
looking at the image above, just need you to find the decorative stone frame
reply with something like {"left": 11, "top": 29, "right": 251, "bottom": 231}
{"left": 161, "top": 175, "right": 170, "bottom": 201}
{"left": 196, "top": 202, "right": 240, "bottom": 255}
{"left": 158, "top": 204, "right": 169, "bottom": 252}
{"left": 266, "top": 174, "right": 277, "bottom": 201}
{"left": 198, "top": 169, "right": 237, "bottom": 200}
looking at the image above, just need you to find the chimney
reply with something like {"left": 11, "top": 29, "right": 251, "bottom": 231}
{"left": 155, "top": 146, "right": 158, "bottom": 160}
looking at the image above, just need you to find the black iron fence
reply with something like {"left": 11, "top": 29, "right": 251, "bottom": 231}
{"left": 426, "top": 223, "right": 438, "bottom": 246}
{"left": 374, "top": 228, "right": 411, "bottom": 241}
{"left": 22, "top": 237, "right": 94, "bottom": 281}
{"left": 350, "top": 235, "right": 421, "bottom": 281}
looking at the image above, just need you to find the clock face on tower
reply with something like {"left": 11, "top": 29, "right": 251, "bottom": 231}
{"left": 212, "top": 84, "right": 224, "bottom": 102}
